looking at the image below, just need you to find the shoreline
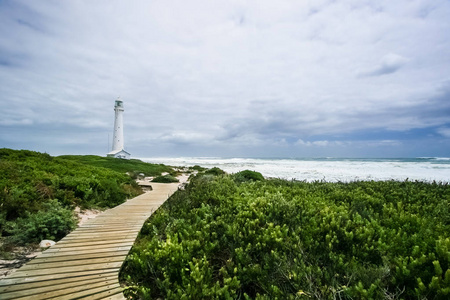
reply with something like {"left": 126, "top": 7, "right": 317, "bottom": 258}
{"left": 140, "top": 157, "right": 450, "bottom": 183}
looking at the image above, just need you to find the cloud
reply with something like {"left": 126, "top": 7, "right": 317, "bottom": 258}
{"left": 366, "top": 140, "right": 402, "bottom": 147}
{"left": 437, "top": 127, "right": 450, "bottom": 138}
{"left": 0, "top": 118, "right": 33, "bottom": 126}
{"left": 296, "top": 139, "right": 402, "bottom": 149}
{"left": 296, "top": 140, "right": 331, "bottom": 147}
{"left": 296, "top": 140, "right": 349, "bottom": 147}
{"left": 358, "top": 53, "right": 409, "bottom": 77}
{"left": 158, "top": 131, "right": 216, "bottom": 145}
{"left": 0, "top": 0, "right": 450, "bottom": 157}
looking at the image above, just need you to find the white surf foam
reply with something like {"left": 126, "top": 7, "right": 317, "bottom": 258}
{"left": 140, "top": 157, "right": 450, "bottom": 183}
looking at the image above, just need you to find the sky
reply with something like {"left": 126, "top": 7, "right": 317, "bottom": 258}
{"left": 1, "top": 0, "right": 450, "bottom": 158}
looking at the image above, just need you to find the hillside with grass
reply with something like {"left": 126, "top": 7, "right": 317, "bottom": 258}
{"left": 121, "top": 171, "right": 450, "bottom": 299}
{"left": 0, "top": 148, "right": 175, "bottom": 256}
{"left": 59, "top": 155, "right": 175, "bottom": 178}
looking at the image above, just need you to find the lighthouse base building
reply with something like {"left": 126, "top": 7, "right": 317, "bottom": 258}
{"left": 107, "top": 149, "right": 131, "bottom": 159}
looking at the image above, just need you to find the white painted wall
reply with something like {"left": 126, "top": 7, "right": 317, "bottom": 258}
{"left": 112, "top": 100, "right": 124, "bottom": 152}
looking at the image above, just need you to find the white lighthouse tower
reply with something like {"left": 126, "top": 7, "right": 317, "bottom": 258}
{"left": 107, "top": 97, "right": 130, "bottom": 159}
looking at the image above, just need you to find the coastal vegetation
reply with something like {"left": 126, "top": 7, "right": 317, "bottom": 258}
{"left": 58, "top": 155, "right": 175, "bottom": 179}
{"left": 152, "top": 174, "right": 180, "bottom": 183}
{"left": 0, "top": 149, "right": 174, "bottom": 255}
{"left": 121, "top": 171, "right": 450, "bottom": 299}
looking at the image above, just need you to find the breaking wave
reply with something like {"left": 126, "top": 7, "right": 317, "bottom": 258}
{"left": 140, "top": 157, "right": 450, "bottom": 183}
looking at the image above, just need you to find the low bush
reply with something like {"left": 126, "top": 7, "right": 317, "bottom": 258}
{"left": 233, "top": 170, "right": 264, "bottom": 182}
{"left": 6, "top": 199, "right": 76, "bottom": 245}
{"left": 204, "top": 167, "right": 226, "bottom": 176}
{"left": 189, "top": 165, "right": 207, "bottom": 172}
{"left": 152, "top": 175, "right": 179, "bottom": 183}
{"left": 121, "top": 175, "right": 450, "bottom": 299}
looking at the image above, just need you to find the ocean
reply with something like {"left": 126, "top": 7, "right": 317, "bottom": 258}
{"left": 140, "top": 157, "right": 450, "bottom": 183}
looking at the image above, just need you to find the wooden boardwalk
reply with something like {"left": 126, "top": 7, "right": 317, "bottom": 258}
{"left": 0, "top": 182, "right": 179, "bottom": 300}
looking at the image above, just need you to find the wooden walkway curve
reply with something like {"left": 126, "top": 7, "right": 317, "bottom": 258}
{"left": 0, "top": 182, "right": 180, "bottom": 300}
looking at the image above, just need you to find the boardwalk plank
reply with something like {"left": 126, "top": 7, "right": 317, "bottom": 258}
{"left": 74, "top": 226, "right": 143, "bottom": 231}
{"left": 18, "top": 256, "right": 126, "bottom": 271}
{"left": 68, "top": 285, "right": 124, "bottom": 300}
{"left": 0, "top": 276, "right": 117, "bottom": 299}
{"left": 51, "top": 238, "right": 136, "bottom": 248}
{"left": 44, "top": 242, "right": 134, "bottom": 252}
{"left": 61, "top": 230, "right": 140, "bottom": 237}
{"left": 0, "top": 268, "right": 120, "bottom": 287}
{"left": 104, "top": 292, "right": 127, "bottom": 300}
{"left": 33, "top": 246, "right": 132, "bottom": 257}
{"left": 14, "top": 282, "right": 121, "bottom": 299}
{"left": 60, "top": 234, "right": 136, "bottom": 241}
{"left": 6, "top": 262, "right": 123, "bottom": 278}
{"left": 26, "top": 250, "right": 130, "bottom": 264}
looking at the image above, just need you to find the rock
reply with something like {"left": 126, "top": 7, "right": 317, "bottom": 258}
{"left": 39, "top": 240, "right": 56, "bottom": 248}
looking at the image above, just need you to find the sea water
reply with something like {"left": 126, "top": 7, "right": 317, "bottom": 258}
{"left": 140, "top": 157, "right": 450, "bottom": 183}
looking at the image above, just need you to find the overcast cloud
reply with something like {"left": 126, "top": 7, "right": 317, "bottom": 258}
{"left": 1, "top": 0, "right": 449, "bottom": 158}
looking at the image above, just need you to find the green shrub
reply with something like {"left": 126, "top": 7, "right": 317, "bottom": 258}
{"left": 204, "top": 167, "right": 225, "bottom": 176}
{"left": 152, "top": 175, "right": 179, "bottom": 183}
{"left": 5, "top": 199, "right": 77, "bottom": 245}
{"left": 121, "top": 175, "right": 450, "bottom": 299}
{"left": 233, "top": 169, "right": 265, "bottom": 182}
{"left": 189, "top": 165, "right": 207, "bottom": 172}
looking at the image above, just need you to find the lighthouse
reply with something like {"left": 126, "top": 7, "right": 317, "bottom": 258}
{"left": 107, "top": 97, "right": 131, "bottom": 159}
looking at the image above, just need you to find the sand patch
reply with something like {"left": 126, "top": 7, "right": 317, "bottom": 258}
{"left": 0, "top": 246, "right": 41, "bottom": 279}
{"left": 75, "top": 207, "right": 103, "bottom": 227}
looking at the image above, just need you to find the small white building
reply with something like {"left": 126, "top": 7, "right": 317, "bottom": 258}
{"left": 107, "top": 98, "right": 131, "bottom": 159}
{"left": 107, "top": 149, "right": 131, "bottom": 159}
